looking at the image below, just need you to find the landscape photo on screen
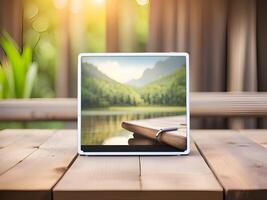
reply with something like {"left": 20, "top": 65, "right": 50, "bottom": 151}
{"left": 81, "top": 56, "right": 187, "bottom": 149}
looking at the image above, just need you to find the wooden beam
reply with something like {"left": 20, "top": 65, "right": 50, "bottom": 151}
{"left": 190, "top": 92, "right": 267, "bottom": 117}
{"left": 0, "top": 93, "right": 267, "bottom": 121}
{"left": 0, "top": 98, "right": 77, "bottom": 121}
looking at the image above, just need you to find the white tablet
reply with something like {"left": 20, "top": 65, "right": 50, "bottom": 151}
{"left": 78, "top": 53, "right": 190, "bottom": 155}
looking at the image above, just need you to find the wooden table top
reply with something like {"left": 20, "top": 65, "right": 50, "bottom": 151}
{"left": 0, "top": 129, "right": 266, "bottom": 200}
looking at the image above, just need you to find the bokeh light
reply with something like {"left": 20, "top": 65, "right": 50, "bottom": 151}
{"left": 54, "top": 0, "right": 68, "bottom": 9}
{"left": 92, "top": 0, "right": 105, "bottom": 6}
{"left": 70, "top": 0, "right": 83, "bottom": 14}
{"left": 24, "top": 4, "right": 39, "bottom": 19}
{"left": 32, "top": 16, "right": 49, "bottom": 33}
{"left": 136, "top": 0, "right": 149, "bottom": 6}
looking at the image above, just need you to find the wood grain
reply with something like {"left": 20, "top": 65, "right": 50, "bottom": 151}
{"left": 54, "top": 143, "right": 222, "bottom": 200}
{"left": 0, "top": 130, "right": 77, "bottom": 200}
{"left": 0, "top": 129, "right": 54, "bottom": 175}
{"left": 53, "top": 156, "right": 140, "bottom": 200}
{"left": 122, "top": 116, "right": 187, "bottom": 150}
{"left": 239, "top": 129, "right": 267, "bottom": 149}
{"left": 0, "top": 129, "right": 48, "bottom": 148}
{"left": 1, "top": 92, "right": 267, "bottom": 121}
{"left": 139, "top": 142, "right": 223, "bottom": 200}
{"left": 192, "top": 130, "right": 267, "bottom": 200}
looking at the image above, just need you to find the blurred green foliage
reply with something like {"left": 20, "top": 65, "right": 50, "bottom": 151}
{"left": 0, "top": 32, "right": 37, "bottom": 99}
{"left": 0, "top": 121, "right": 66, "bottom": 129}
{"left": 0, "top": 0, "right": 149, "bottom": 129}
{"left": 23, "top": 0, "right": 58, "bottom": 98}
{"left": 22, "top": 0, "right": 148, "bottom": 98}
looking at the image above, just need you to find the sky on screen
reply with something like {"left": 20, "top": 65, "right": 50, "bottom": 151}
{"left": 82, "top": 56, "right": 168, "bottom": 83}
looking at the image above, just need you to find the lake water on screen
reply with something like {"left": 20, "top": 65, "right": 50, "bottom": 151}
{"left": 81, "top": 109, "right": 185, "bottom": 145}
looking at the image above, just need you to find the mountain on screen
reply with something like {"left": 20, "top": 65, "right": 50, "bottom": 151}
{"left": 126, "top": 57, "right": 185, "bottom": 87}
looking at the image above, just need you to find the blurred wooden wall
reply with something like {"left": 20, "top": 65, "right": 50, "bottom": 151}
{"left": 106, "top": 0, "right": 120, "bottom": 52}
{"left": 257, "top": 0, "right": 267, "bottom": 128}
{"left": 146, "top": 0, "right": 267, "bottom": 129}
{"left": 56, "top": 2, "right": 71, "bottom": 98}
{"left": 0, "top": 0, "right": 23, "bottom": 54}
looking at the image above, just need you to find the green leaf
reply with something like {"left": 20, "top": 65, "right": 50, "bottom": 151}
{"left": 23, "top": 62, "right": 38, "bottom": 98}
{"left": 22, "top": 45, "right": 32, "bottom": 73}
{"left": 5, "top": 66, "right": 15, "bottom": 98}
{"left": 0, "top": 63, "right": 14, "bottom": 99}
{"left": 0, "top": 32, "right": 25, "bottom": 97}
{"left": 0, "top": 32, "right": 36, "bottom": 99}
{"left": 0, "top": 67, "right": 4, "bottom": 98}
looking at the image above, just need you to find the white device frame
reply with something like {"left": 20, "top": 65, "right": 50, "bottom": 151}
{"left": 77, "top": 52, "right": 190, "bottom": 155}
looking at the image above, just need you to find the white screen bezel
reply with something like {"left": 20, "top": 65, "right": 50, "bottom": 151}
{"left": 78, "top": 53, "right": 190, "bottom": 155}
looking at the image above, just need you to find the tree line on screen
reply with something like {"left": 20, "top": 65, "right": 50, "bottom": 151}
{"left": 81, "top": 63, "right": 186, "bottom": 108}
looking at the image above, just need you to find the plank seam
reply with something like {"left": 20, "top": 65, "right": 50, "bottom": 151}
{"left": 193, "top": 139, "right": 226, "bottom": 200}
{"left": 0, "top": 130, "right": 57, "bottom": 177}
{"left": 51, "top": 153, "right": 78, "bottom": 199}
{"left": 139, "top": 156, "right": 142, "bottom": 190}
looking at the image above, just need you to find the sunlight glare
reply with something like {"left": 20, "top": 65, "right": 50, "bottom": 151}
{"left": 136, "top": 0, "right": 149, "bottom": 6}
{"left": 93, "top": 61, "right": 145, "bottom": 83}
{"left": 92, "top": 0, "right": 105, "bottom": 6}
{"left": 25, "top": 4, "right": 39, "bottom": 19}
{"left": 71, "top": 0, "right": 83, "bottom": 14}
{"left": 54, "top": 0, "right": 68, "bottom": 9}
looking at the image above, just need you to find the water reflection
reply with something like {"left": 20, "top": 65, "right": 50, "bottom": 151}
{"left": 81, "top": 111, "right": 184, "bottom": 145}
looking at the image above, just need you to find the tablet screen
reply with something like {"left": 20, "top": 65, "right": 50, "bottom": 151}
{"left": 78, "top": 53, "right": 189, "bottom": 155}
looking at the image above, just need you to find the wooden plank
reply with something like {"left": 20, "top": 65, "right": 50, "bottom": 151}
{"left": 54, "top": 143, "right": 222, "bottom": 200}
{"left": 0, "top": 129, "right": 54, "bottom": 175}
{"left": 0, "top": 130, "right": 77, "bottom": 200}
{"left": 192, "top": 130, "right": 267, "bottom": 200}
{"left": 139, "top": 143, "right": 223, "bottom": 200}
{"left": 0, "top": 129, "right": 36, "bottom": 148}
{"left": 53, "top": 156, "right": 140, "bottom": 200}
{"left": 239, "top": 129, "right": 267, "bottom": 149}
{"left": 1, "top": 93, "right": 267, "bottom": 121}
